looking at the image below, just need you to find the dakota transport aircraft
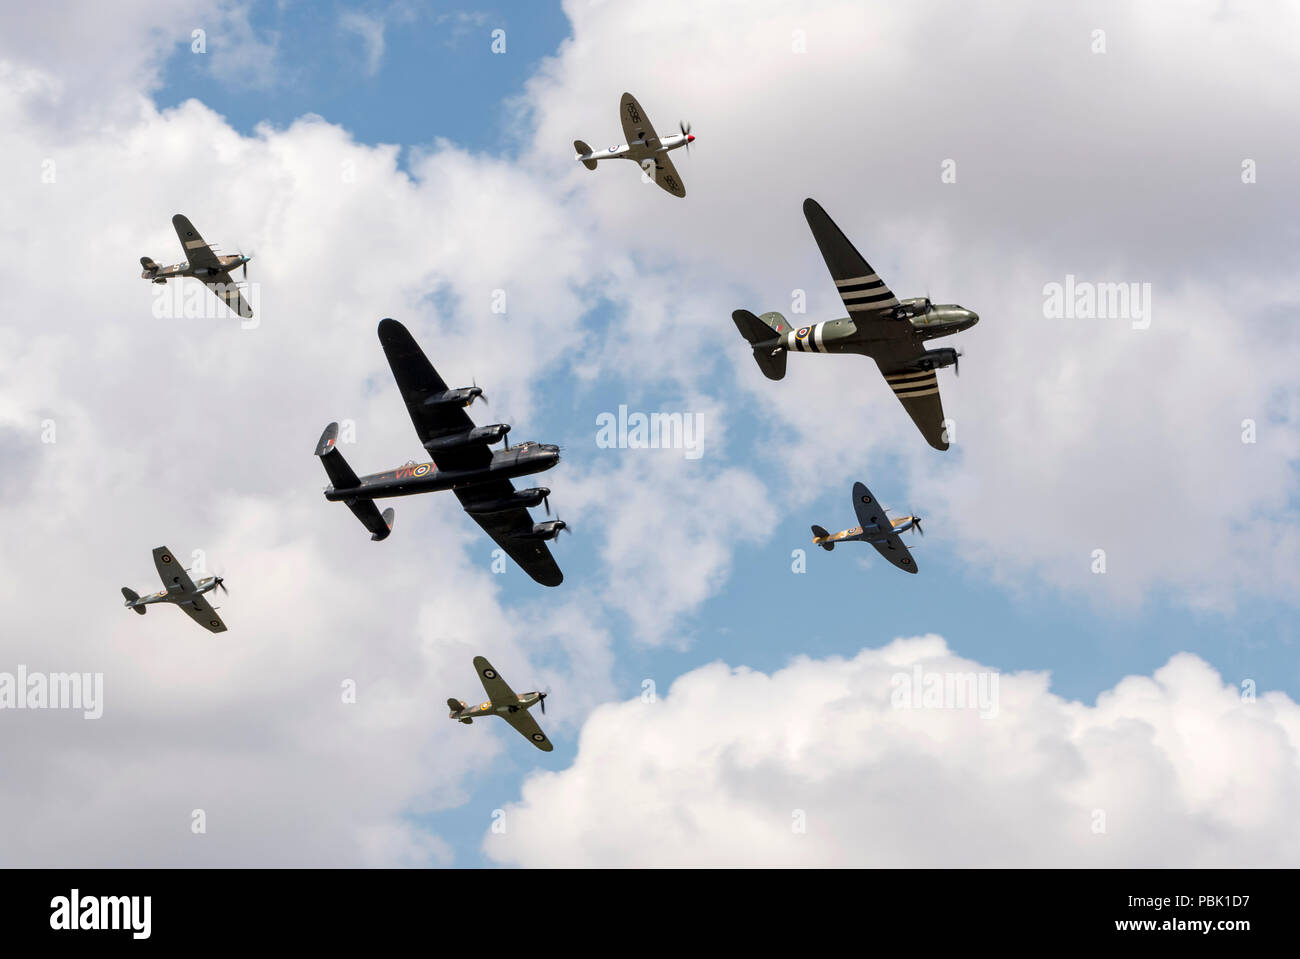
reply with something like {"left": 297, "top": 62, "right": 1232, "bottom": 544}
{"left": 121, "top": 546, "right": 229, "bottom": 633}
{"left": 573, "top": 91, "right": 694, "bottom": 197}
{"left": 315, "top": 318, "right": 566, "bottom": 587}
{"left": 732, "top": 198, "right": 978, "bottom": 450}
{"left": 139, "top": 214, "right": 254, "bottom": 319}
{"left": 811, "top": 481, "right": 924, "bottom": 573}
{"left": 447, "top": 655, "right": 553, "bottom": 752}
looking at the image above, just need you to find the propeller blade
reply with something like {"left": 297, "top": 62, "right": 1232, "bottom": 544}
{"left": 539, "top": 692, "right": 546, "bottom": 715}
{"left": 543, "top": 494, "right": 551, "bottom": 516}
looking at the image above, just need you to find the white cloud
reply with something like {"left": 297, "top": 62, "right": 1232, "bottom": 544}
{"left": 485, "top": 636, "right": 1300, "bottom": 867}
{"left": 518, "top": 0, "right": 1300, "bottom": 609}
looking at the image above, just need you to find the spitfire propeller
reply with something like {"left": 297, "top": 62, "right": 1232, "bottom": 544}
{"left": 213, "top": 575, "right": 228, "bottom": 595}
{"left": 538, "top": 689, "right": 550, "bottom": 715}
{"left": 679, "top": 119, "right": 694, "bottom": 154}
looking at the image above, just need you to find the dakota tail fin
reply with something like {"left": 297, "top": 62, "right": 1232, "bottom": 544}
{"left": 315, "top": 422, "right": 396, "bottom": 542}
{"left": 121, "top": 587, "right": 147, "bottom": 613}
{"left": 573, "top": 140, "right": 598, "bottom": 170}
{"left": 732, "top": 309, "right": 788, "bottom": 380}
{"left": 811, "top": 525, "right": 834, "bottom": 551}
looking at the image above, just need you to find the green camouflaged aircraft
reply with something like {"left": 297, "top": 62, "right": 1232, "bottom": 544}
{"left": 140, "top": 214, "right": 254, "bottom": 319}
{"left": 733, "top": 198, "right": 978, "bottom": 450}
{"left": 448, "top": 656, "right": 552, "bottom": 752}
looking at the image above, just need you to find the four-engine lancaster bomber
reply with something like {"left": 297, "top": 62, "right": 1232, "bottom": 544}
{"left": 121, "top": 546, "right": 230, "bottom": 632}
{"left": 140, "top": 214, "right": 254, "bottom": 319}
{"left": 448, "top": 656, "right": 552, "bottom": 752}
{"left": 574, "top": 92, "right": 694, "bottom": 198}
{"left": 811, "top": 482, "right": 925, "bottom": 574}
{"left": 732, "top": 198, "right": 978, "bottom": 450}
{"left": 315, "top": 318, "right": 567, "bottom": 586}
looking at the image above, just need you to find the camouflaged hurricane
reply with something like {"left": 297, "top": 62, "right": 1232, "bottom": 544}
{"left": 573, "top": 92, "right": 693, "bottom": 198}
{"left": 315, "top": 318, "right": 566, "bottom": 587}
{"left": 733, "top": 198, "right": 978, "bottom": 451}
{"left": 121, "top": 546, "right": 230, "bottom": 633}
{"left": 447, "top": 656, "right": 552, "bottom": 752}
{"left": 140, "top": 214, "right": 254, "bottom": 319}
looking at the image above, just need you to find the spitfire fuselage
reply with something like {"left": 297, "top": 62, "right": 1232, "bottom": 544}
{"left": 813, "top": 515, "right": 921, "bottom": 547}
{"left": 127, "top": 575, "right": 221, "bottom": 607}
{"left": 586, "top": 131, "right": 692, "bottom": 164}
{"left": 324, "top": 442, "right": 560, "bottom": 502}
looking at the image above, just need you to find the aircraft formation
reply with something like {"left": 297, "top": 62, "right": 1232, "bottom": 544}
{"left": 121, "top": 91, "right": 976, "bottom": 752}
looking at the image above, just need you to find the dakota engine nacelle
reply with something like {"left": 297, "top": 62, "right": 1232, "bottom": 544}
{"left": 423, "top": 423, "right": 510, "bottom": 452}
{"left": 897, "top": 297, "right": 931, "bottom": 318}
{"left": 908, "top": 347, "right": 959, "bottom": 372}
{"left": 421, "top": 386, "right": 484, "bottom": 408}
{"left": 519, "top": 520, "right": 567, "bottom": 541}
{"left": 462, "top": 487, "right": 550, "bottom": 515}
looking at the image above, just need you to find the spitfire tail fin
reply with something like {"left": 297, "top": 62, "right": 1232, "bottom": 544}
{"left": 121, "top": 587, "right": 147, "bottom": 613}
{"left": 811, "top": 525, "right": 834, "bottom": 551}
{"left": 732, "top": 309, "right": 788, "bottom": 380}
{"left": 315, "top": 422, "right": 396, "bottom": 542}
{"left": 573, "top": 140, "right": 598, "bottom": 170}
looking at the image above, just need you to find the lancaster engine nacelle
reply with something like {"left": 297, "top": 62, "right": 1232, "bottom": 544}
{"left": 462, "top": 487, "right": 550, "bottom": 515}
{"left": 423, "top": 423, "right": 510, "bottom": 452}
{"left": 421, "top": 386, "right": 484, "bottom": 408}
{"left": 519, "top": 520, "right": 567, "bottom": 541}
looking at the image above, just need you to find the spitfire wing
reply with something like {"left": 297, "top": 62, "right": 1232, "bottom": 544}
{"left": 202, "top": 271, "right": 254, "bottom": 319}
{"left": 651, "top": 152, "right": 686, "bottom": 198}
{"left": 803, "top": 198, "right": 903, "bottom": 318}
{"left": 473, "top": 655, "right": 519, "bottom": 705}
{"left": 455, "top": 482, "right": 563, "bottom": 587}
{"left": 502, "top": 707, "right": 554, "bottom": 752}
{"left": 876, "top": 358, "right": 950, "bottom": 451}
{"left": 172, "top": 214, "right": 222, "bottom": 271}
{"left": 619, "top": 92, "right": 659, "bottom": 148}
{"left": 377, "top": 318, "right": 490, "bottom": 471}
{"left": 869, "top": 530, "right": 918, "bottom": 573}
{"left": 850, "top": 483, "right": 918, "bottom": 573}
{"left": 152, "top": 546, "right": 197, "bottom": 594}
{"left": 178, "top": 597, "right": 229, "bottom": 633}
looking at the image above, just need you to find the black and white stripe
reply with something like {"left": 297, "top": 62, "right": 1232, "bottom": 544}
{"left": 835, "top": 273, "right": 899, "bottom": 312}
{"left": 884, "top": 370, "right": 940, "bottom": 398}
{"left": 786, "top": 322, "right": 831, "bottom": 353}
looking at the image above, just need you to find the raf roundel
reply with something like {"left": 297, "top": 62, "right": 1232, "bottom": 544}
{"left": 412, "top": 464, "right": 430, "bottom": 477}
{"left": 532, "top": 733, "right": 546, "bottom": 742}
{"left": 797, "top": 327, "right": 811, "bottom": 338}
{"left": 160, "top": 553, "right": 173, "bottom": 564}
{"left": 483, "top": 668, "right": 497, "bottom": 679}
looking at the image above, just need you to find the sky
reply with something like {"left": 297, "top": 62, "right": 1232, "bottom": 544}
{"left": 1, "top": 0, "right": 1298, "bottom": 868}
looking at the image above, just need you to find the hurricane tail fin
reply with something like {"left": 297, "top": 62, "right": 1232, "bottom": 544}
{"left": 122, "top": 587, "right": 147, "bottom": 613}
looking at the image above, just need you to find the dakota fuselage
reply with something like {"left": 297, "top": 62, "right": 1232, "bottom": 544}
{"left": 324, "top": 442, "right": 560, "bottom": 502}
{"left": 778, "top": 304, "right": 978, "bottom": 356}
